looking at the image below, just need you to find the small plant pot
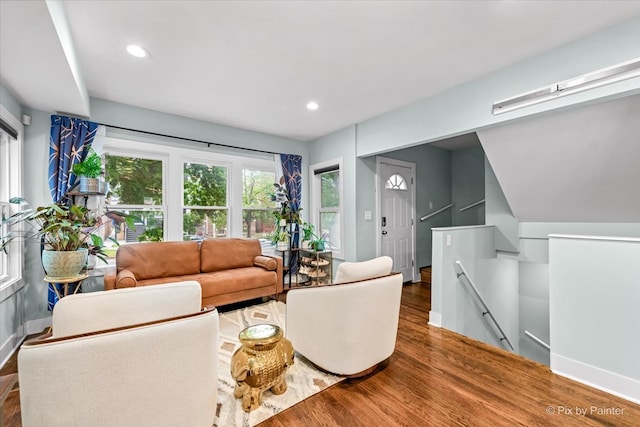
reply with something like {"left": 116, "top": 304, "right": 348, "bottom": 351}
{"left": 42, "top": 249, "right": 88, "bottom": 278}
{"left": 79, "top": 176, "right": 101, "bottom": 193}
{"left": 276, "top": 241, "right": 288, "bottom": 251}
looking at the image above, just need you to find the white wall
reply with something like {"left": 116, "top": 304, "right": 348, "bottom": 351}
{"left": 549, "top": 234, "right": 640, "bottom": 404}
{"left": 431, "top": 225, "right": 519, "bottom": 353}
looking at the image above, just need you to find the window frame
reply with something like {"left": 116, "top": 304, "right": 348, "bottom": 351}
{"left": 0, "top": 104, "right": 24, "bottom": 299}
{"left": 309, "top": 157, "right": 344, "bottom": 260}
{"left": 101, "top": 136, "right": 276, "bottom": 247}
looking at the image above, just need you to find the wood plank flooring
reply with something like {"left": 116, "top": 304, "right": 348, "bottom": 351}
{"left": 2, "top": 280, "right": 639, "bottom": 426}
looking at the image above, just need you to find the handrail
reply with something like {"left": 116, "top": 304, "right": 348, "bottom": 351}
{"left": 454, "top": 261, "right": 515, "bottom": 352}
{"left": 459, "top": 199, "right": 485, "bottom": 212}
{"left": 420, "top": 203, "right": 453, "bottom": 222}
{"left": 525, "top": 330, "right": 550, "bottom": 350}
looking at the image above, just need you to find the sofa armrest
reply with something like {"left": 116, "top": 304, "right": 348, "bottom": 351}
{"left": 104, "top": 272, "right": 116, "bottom": 290}
{"left": 114, "top": 269, "right": 138, "bottom": 289}
{"left": 257, "top": 255, "right": 283, "bottom": 294}
{"left": 253, "top": 255, "right": 277, "bottom": 271}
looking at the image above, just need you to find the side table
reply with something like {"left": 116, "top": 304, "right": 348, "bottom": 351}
{"left": 44, "top": 273, "right": 88, "bottom": 302}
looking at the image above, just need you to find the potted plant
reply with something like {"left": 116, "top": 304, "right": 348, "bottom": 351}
{"left": 72, "top": 149, "right": 104, "bottom": 193}
{"left": 1, "top": 197, "right": 133, "bottom": 277}
{"left": 309, "top": 231, "right": 332, "bottom": 252}
{"left": 300, "top": 222, "right": 315, "bottom": 249}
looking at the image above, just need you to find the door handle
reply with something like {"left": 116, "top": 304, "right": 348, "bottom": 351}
{"left": 382, "top": 230, "right": 388, "bottom": 235}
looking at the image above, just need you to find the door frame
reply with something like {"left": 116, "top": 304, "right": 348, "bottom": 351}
{"left": 375, "top": 156, "right": 417, "bottom": 282}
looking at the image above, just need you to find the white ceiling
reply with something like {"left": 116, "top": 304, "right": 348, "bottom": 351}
{"left": 2, "top": 0, "right": 640, "bottom": 142}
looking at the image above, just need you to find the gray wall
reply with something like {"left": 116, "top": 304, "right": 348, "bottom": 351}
{"left": 0, "top": 83, "right": 25, "bottom": 366}
{"left": 308, "top": 125, "right": 357, "bottom": 263}
{"left": 452, "top": 144, "right": 485, "bottom": 226}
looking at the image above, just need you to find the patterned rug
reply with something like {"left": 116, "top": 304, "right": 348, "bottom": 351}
{"left": 215, "top": 300, "right": 344, "bottom": 426}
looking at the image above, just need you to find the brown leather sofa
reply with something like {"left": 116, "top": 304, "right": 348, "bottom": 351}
{"left": 104, "top": 238, "right": 283, "bottom": 307}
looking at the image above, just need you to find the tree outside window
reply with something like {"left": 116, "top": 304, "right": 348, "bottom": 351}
{"left": 183, "top": 162, "right": 228, "bottom": 240}
{"left": 104, "top": 155, "right": 164, "bottom": 248}
{"left": 242, "top": 168, "right": 277, "bottom": 239}
{"left": 319, "top": 170, "right": 341, "bottom": 252}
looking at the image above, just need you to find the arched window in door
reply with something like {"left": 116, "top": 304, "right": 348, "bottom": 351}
{"left": 385, "top": 173, "right": 408, "bottom": 190}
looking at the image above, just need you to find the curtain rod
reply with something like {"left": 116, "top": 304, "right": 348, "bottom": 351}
{"left": 99, "top": 123, "right": 279, "bottom": 156}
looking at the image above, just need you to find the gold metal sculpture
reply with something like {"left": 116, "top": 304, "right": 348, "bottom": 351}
{"left": 230, "top": 324, "right": 295, "bottom": 412}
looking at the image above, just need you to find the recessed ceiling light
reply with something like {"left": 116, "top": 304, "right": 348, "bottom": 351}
{"left": 306, "top": 101, "right": 319, "bottom": 111}
{"left": 126, "top": 44, "right": 150, "bottom": 58}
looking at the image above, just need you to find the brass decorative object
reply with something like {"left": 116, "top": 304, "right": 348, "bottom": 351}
{"left": 230, "top": 324, "right": 295, "bottom": 412}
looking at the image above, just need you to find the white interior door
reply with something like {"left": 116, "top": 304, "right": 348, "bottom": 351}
{"left": 378, "top": 158, "right": 415, "bottom": 282}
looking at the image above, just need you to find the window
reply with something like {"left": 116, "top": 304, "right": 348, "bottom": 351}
{"left": 310, "top": 159, "right": 343, "bottom": 259}
{"left": 104, "top": 153, "right": 165, "bottom": 248}
{"left": 101, "top": 136, "right": 276, "bottom": 251}
{"left": 242, "top": 167, "right": 276, "bottom": 239}
{"left": 385, "top": 173, "right": 408, "bottom": 190}
{"left": 0, "top": 107, "right": 23, "bottom": 294}
{"left": 183, "top": 162, "right": 228, "bottom": 240}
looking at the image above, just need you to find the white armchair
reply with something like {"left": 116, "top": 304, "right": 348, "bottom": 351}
{"left": 18, "top": 281, "right": 219, "bottom": 427}
{"left": 286, "top": 256, "right": 403, "bottom": 376}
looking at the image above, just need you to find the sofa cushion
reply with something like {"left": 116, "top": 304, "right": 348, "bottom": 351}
{"left": 116, "top": 241, "right": 201, "bottom": 280}
{"left": 198, "top": 267, "right": 277, "bottom": 297}
{"left": 200, "top": 238, "right": 261, "bottom": 272}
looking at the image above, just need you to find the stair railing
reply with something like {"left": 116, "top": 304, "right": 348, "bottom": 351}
{"left": 454, "top": 260, "right": 515, "bottom": 352}
{"left": 524, "top": 330, "right": 550, "bottom": 350}
{"left": 458, "top": 199, "right": 485, "bottom": 212}
{"left": 420, "top": 203, "right": 453, "bottom": 222}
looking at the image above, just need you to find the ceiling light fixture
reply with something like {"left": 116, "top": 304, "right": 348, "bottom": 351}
{"left": 492, "top": 57, "right": 640, "bottom": 115}
{"left": 306, "top": 101, "right": 319, "bottom": 111}
{"left": 126, "top": 44, "right": 150, "bottom": 58}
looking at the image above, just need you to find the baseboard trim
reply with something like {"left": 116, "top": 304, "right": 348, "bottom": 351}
{"left": 428, "top": 311, "right": 441, "bottom": 327}
{"left": 551, "top": 352, "right": 640, "bottom": 405}
{"left": 0, "top": 331, "right": 24, "bottom": 369}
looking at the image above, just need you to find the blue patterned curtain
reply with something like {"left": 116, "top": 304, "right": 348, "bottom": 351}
{"left": 48, "top": 115, "right": 99, "bottom": 203}
{"left": 47, "top": 115, "right": 99, "bottom": 309}
{"left": 280, "top": 154, "right": 302, "bottom": 273}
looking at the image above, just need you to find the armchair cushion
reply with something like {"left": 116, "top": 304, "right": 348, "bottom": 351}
{"left": 333, "top": 255, "right": 393, "bottom": 283}
{"left": 286, "top": 271, "right": 403, "bottom": 376}
{"left": 52, "top": 281, "right": 202, "bottom": 338}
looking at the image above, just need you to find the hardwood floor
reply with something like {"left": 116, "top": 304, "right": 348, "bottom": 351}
{"left": 2, "top": 280, "right": 639, "bottom": 426}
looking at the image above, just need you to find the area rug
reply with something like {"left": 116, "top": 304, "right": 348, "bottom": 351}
{"left": 214, "top": 300, "right": 344, "bottom": 427}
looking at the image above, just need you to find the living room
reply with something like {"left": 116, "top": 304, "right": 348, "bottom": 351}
{"left": 2, "top": 1, "right": 640, "bottom": 426}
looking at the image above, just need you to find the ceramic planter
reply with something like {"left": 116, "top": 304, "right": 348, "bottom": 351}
{"left": 41, "top": 249, "right": 88, "bottom": 278}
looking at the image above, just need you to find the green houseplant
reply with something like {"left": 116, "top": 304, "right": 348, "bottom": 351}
{"left": 72, "top": 149, "right": 104, "bottom": 193}
{"left": 1, "top": 197, "right": 133, "bottom": 276}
